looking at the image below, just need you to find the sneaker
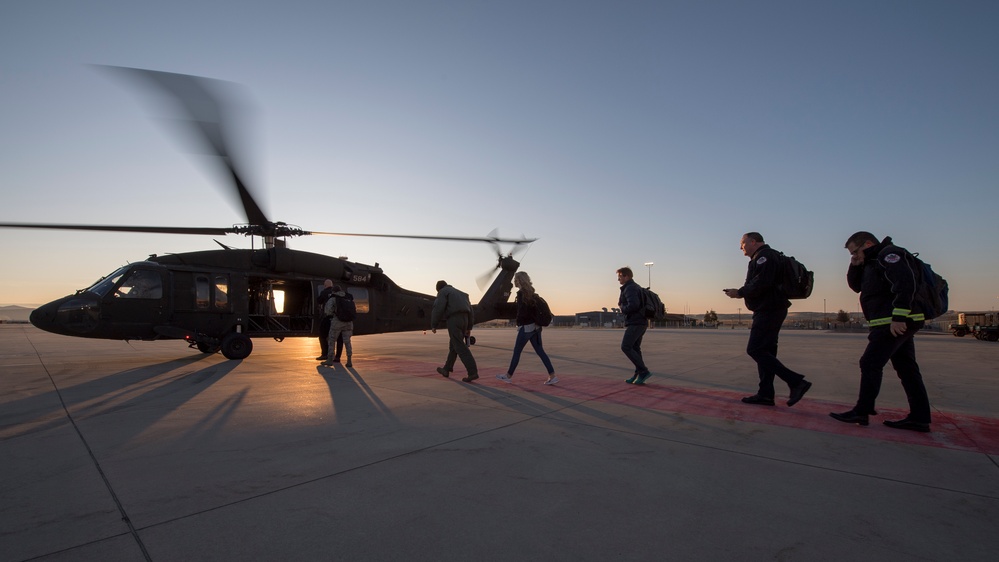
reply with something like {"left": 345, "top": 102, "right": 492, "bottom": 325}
{"left": 436, "top": 367, "right": 450, "bottom": 378}
{"left": 625, "top": 375, "right": 638, "bottom": 384}
{"left": 544, "top": 376, "right": 559, "bottom": 385}
{"left": 315, "top": 355, "right": 327, "bottom": 361}
{"left": 634, "top": 371, "right": 652, "bottom": 385}
{"left": 496, "top": 373, "right": 512, "bottom": 382}
{"left": 462, "top": 374, "right": 479, "bottom": 383}
{"left": 321, "top": 361, "right": 334, "bottom": 367}
{"left": 345, "top": 361, "right": 352, "bottom": 368}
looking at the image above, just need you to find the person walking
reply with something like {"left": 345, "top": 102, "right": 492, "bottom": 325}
{"left": 829, "top": 232, "right": 933, "bottom": 432}
{"left": 617, "top": 267, "right": 651, "bottom": 384}
{"left": 723, "top": 232, "right": 812, "bottom": 407}
{"left": 496, "top": 272, "right": 558, "bottom": 385}
{"left": 316, "top": 279, "right": 335, "bottom": 361}
{"left": 321, "top": 285, "right": 354, "bottom": 368}
{"left": 431, "top": 280, "right": 479, "bottom": 383}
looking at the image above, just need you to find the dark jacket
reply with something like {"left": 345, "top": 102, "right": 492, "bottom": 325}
{"left": 515, "top": 290, "right": 540, "bottom": 327}
{"left": 431, "top": 285, "right": 474, "bottom": 329}
{"left": 618, "top": 279, "right": 646, "bottom": 326}
{"left": 317, "top": 287, "right": 335, "bottom": 316}
{"left": 847, "top": 236, "right": 923, "bottom": 327}
{"left": 737, "top": 244, "right": 789, "bottom": 312}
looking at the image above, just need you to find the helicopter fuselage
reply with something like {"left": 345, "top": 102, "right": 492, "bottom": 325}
{"left": 29, "top": 247, "right": 518, "bottom": 359}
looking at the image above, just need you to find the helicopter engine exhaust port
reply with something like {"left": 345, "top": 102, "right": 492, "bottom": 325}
{"left": 221, "top": 332, "right": 253, "bottom": 360}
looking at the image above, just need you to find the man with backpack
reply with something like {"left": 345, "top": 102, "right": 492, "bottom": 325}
{"left": 829, "top": 232, "right": 933, "bottom": 432}
{"left": 316, "top": 279, "right": 344, "bottom": 362}
{"left": 618, "top": 267, "right": 652, "bottom": 384}
{"left": 321, "top": 285, "right": 355, "bottom": 368}
{"left": 724, "top": 232, "right": 812, "bottom": 407}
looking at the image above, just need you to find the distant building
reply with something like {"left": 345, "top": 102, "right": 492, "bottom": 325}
{"left": 575, "top": 310, "right": 690, "bottom": 328}
{"left": 576, "top": 311, "right": 619, "bottom": 328}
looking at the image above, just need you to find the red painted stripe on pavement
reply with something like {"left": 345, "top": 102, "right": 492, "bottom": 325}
{"left": 372, "top": 359, "right": 999, "bottom": 455}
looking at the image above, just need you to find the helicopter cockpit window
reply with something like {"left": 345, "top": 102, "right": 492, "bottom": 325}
{"left": 87, "top": 267, "right": 129, "bottom": 297}
{"left": 115, "top": 269, "right": 162, "bottom": 299}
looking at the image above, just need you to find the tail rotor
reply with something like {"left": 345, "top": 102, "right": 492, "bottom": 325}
{"left": 476, "top": 228, "right": 530, "bottom": 290}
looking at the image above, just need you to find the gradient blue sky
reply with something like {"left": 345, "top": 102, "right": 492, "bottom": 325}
{"left": 2, "top": 1, "right": 997, "bottom": 315}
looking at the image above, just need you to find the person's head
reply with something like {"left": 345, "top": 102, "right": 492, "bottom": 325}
{"left": 436, "top": 280, "right": 447, "bottom": 292}
{"left": 324, "top": 279, "right": 334, "bottom": 289}
{"left": 332, "top": 284, "right": 343, "bottom": 293}
{"left": 513, "top": 271, "right": 535, "bottom": 298}
{"left": 740, "top": 232, "right": 765, "bottom": 257}
{"left": 616, "top": 267, "right": 633, "bottom": 286}
{"left": 844, "top": 231, "right": 878, "bottom": 260}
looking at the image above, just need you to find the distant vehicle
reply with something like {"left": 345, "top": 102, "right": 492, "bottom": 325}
{"left": 949, "top": 312, "right": 999, "bottom": 342}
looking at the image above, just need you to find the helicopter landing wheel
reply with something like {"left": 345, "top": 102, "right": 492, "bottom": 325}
{"left": 196, "top": 341, "right": 220, "bottom": 354}
{"left": 221, "top": 333, "right": 253, "bottom": 360}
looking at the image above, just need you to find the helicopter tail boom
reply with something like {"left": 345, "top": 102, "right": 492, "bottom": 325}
{"left": 473, "top": 255, "right": 520, "bottom": 323}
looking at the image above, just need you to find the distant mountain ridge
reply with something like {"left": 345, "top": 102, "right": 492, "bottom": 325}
{"left": 0, "top": 305, "right": 34, "bottom": 323}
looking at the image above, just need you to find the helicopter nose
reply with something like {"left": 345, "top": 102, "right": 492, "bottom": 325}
{"left": 30, "top": 297, "right": 101, "bottom": 336}
{"left": 29, "top": 303, "right": 57, "bottom": 331}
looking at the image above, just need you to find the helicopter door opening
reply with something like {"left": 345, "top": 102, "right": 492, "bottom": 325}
{"left": 247, "top": 277, "right": 313, "bottom": 335}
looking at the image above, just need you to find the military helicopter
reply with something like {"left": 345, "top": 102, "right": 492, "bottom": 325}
{"left": 0, "top": 68, "right": 534, "bottom": 359}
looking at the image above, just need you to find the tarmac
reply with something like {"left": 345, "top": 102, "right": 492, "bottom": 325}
{"left": 1, "top": 323, "right": 997, "bottom": 562}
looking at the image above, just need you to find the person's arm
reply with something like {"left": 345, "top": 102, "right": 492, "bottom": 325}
{"left": 431, "top": 291, "right": 447, "bottom": 331}
{"left": 846, "top": 264, "right": 864, "bottom": 294}
{"left": 467, "top": 292, "right": 475, "bottom": 328}
{"left": 620, "top": 284, "right": 641, "bottom": 315}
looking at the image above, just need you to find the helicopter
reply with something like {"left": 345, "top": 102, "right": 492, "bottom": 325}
{"left": 0, "top": 67, "right": 534, "bottom": 360}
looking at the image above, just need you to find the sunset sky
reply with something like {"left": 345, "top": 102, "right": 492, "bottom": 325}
{"left": 2, "top": 1, "right": 997, "bottom": 315}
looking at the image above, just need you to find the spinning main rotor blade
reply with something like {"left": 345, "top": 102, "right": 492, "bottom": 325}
{"left": 2, "top": 67, "right": 540, "bottom": 252}
{"left": 0, "top": 222, "right": 538, "bottom": 246}
{"left": 0, "top": 222, "right": 232, "bottom": 236}
{"left": 309, "top": 231, "right": 537, "bottom": 245}
{"left": 101, "top": 65, "right": 270, "bottom": 227}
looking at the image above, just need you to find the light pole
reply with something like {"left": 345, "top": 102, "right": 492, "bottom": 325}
{"left": 643, "top": 262, "right": 654, "bottom": 288}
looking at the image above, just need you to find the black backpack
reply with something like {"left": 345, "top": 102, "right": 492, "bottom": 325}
{"left": 906, "top": 252, "right": 949, "bottom": 320}
{"left": 534, "top": 294, "right": 553, "bottom": 327}
{"left": 334, "top": 295, "right": 357, "bottom": 322}
{"left": 778, "top": 252, "right": 814, "bottom": 300}
{"left": 641, "top": 287, "right": 666, "bottom": 321}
